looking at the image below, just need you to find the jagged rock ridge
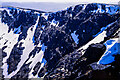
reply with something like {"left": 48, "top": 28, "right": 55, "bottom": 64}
{"left": 0, "top": 3, "right": 119, "bottom": 79}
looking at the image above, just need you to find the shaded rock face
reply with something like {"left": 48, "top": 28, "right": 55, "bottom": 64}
{"left": 85, "top": 3, "right": 98, "bottom": 12}
{"left": 78, "top": 54, "right": 120, "bottom": 80}
{"left": 0, "top": 3, "right": 120, "bottom": 79}
{"left": 2, "top": 46, "right": 7, "bottom": 58}
{"left": 7, "top": 42, "right": 25, "bottom": 74}
{"left": 10, "top": 63, "right": 31, "bottom": 80}
{"left": 44, "top": 19, "right": 120, "bottom": 80}
{"left": 44, "top": 43, "right": 106, "bottom": 80}
{"left": 83, "top": 43, "right": 106, "bottom": 62}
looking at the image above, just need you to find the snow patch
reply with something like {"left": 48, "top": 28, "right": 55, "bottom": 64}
{"left": 78, "top": 31, "right": 107, "bottom": 55}
{"left": 93, "top": 21, "right": 116, "bottom": 37}
{"left": 42, "top": 13, "right": 49, "bottom": 20}
{"left": 28, "top": 43, "right": 47, "bottom": 78}
{"left": 13, "top": 25, "right": 21, "bottom": 34}
{"left": 71, "top": 31, "right": 79, "bottom": 44}
{"left": 50, "top": 19, "right": 58, "bottom": 26}
{"left": 0, "top": 20, "right": 19, "bottom": 78}
{"left": 98, "top": 38, "right": 119, "bottom": 64}
{"left": 1, "top": 15, "right": 40, "bottom": 78}
{"left": 106, "top": 5, "right": 119, "bottom": 15}
{"left": 91, "top": 4, "right": 119, "bottom": 14}
{"left": 28, "top": 50, "right": 44, "bottom": 78}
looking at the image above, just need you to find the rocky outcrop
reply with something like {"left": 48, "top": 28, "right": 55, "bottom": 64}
{"left": 0, "top": 3, "right": 119, "bottom": 79}
{"left": 44, "top": 19, "right": 120, "bottom": 79}
{"left": 44, "top": 43, "right": 106, "bottom": 80}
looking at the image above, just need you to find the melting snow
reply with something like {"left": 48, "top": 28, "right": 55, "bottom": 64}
{"left": 14, "top": 25, "right": 21, "bottom": 34}
{"left": 0, "top": 4, "right": 119, "bottom": 78}
{"left": 98, "top": 38, "right": 119, "bottom": 64}
{"left": 71, "top": 31, "right": 79, "bottom": 44}
{"left": 41, "top": 43, "right": 47, "bottom": 52}
{"left": 41, "top": 58, "right": 47, "bottom": 64}
{"left": 83, "top": 30, "right": 85, "bottom": 32}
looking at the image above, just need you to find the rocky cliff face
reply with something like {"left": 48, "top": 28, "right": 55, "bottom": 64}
{"left": 0, "top": 3, "right": 119, "bottom": 79}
